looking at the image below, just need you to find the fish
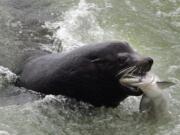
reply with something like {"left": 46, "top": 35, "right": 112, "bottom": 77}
{"left": 139, "top": 81, "right": 174, "bottom": 113}
{"left": 120, "top": 73, "right": 175, "bottom": 117}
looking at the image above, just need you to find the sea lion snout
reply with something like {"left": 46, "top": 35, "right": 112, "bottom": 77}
{"left": 134, "top": 57, "right": 153, "bottom": 74}
{"left": 144, "top": 57, "right": 153, "bottom": 66}
{"left": 143, "top": 57, "right": 153, "bottom": 71}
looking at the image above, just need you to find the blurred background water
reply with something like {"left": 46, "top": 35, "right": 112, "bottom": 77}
{"left": 0, "top": 0, "right": 180, "bottom": 134}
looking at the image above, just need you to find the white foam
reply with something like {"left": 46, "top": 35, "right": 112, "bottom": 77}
{"left": 156, "top": 7, "right": 180, "bottom": 17}
{"left": 45, "top": 0, "right": 116, "bottom": 52}
{"left": 171, "top": 21, "right": 180, "bottom": 28}
{"left": 0, "top": 130, "right": 10, "bottom": 135}
{"left": 125, "top": 1, "right": 137, "bottom": 12}
{"left": 151, "top": 0, "right": 162, "bottom": 6}
{"left": 0, "top": 66, "right": 17, "bottom": 89}
{"left": 104, "top": 0, "right": 113, "bottom": 8}
{"left": 168, "top": 65, "right": 180, "bottom": 75}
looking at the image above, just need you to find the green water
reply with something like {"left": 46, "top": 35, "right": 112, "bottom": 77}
{"left": 0, "top": 0, "right": 180, "bottom": 134}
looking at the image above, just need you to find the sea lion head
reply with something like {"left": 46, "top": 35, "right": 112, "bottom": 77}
{"left": 89, "top": 41, "right": 153, "bottom": 96}
{"left": 115, "top": 42, "right": 154, "bottom": 96}
{"left": 89, "top": 41, "right": 153, "bottom": 77}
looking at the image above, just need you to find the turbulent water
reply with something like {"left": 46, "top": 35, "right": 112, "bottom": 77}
{"left": 0, "top": 0, "right": 180, "bottom": 134}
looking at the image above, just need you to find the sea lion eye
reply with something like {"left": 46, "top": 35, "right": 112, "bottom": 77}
{"left": 117, "top": 53, "right": 129, "bottom": 62}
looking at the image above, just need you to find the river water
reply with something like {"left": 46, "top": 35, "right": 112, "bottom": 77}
{"left": 0, "top": 0, "right": 180, "bottom": 134}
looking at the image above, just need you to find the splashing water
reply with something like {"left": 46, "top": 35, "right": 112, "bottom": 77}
{"left": 45, "top": 0, "right": 117, "bottom": 51}
{"left": 0, "top": 66, "right": 17, "bottom": 89}
{"left": 0, "top": 0, "right": 180, "bottom": 134}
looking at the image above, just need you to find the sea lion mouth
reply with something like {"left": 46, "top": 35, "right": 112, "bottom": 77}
{"left": 117, "top": 65, "right": 152, "bottom": 92}
{"left": 116, "top": 55, "right": 153, "bottom": 94}
{"left": 117, "top": 64, "right": 151, "bottom": 79}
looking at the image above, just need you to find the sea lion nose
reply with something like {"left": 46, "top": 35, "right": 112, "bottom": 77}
{"left": 145, "top": 57, "right": 153, "bottom": 66}
{"left": 136, "top": 57, "right": 154, "bottom": 72}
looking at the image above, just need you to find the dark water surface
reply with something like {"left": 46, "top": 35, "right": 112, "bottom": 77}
{"left": 0, "top": 0, "right": 180, "bottom": 134}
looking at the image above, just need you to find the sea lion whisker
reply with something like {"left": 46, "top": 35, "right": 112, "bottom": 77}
{"left": 138, "top": 66, "right": 143, "bottom": 75}
{"left": 128, "top": 66, "right": 138, "bottom": 76}
{"left": 116, "top": 66, "right": 135, "bottom": 77}
{"left": 122, "top": 67, "right": 135, "bottom": 78}
{"left": 121, "top": 66, "right": 136, "bottom": 78}
{"left": 125, "top": 66, "right": 137, "bottom": 76}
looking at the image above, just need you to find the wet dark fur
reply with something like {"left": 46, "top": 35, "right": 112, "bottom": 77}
{"left": 16, "top": 41, "right": 153, "bottom": 107}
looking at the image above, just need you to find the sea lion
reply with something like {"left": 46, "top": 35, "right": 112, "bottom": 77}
{"left": 16, "top": 41, "right": 153, "bottom": 107}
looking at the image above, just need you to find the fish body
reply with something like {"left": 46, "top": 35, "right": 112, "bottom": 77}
{"left": 138, "top": 81, "right": 168, "bottom": 116}
{"left": 120, "top": 73, "right": 174, "bottom": 117}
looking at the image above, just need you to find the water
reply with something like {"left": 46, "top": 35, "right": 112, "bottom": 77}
{"left": 0, "top": 0, "right": 180, "bottom": 134}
